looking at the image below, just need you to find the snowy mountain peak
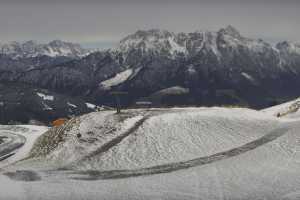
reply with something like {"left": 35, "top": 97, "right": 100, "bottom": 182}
{"left": 218, "top": 25, "right": 242, "bottom": 38}
{"left": 117, "top": 26, "right": 242, "bottom": 59}
{"left": 49, "top": 39, "right": 67, "bottom": 46}
{"left": 0, "top": 40, "right": 91, "bottom": 59}
{"left": 118, "top": 29, "right": 186, "bottom": 57}
{"left": 276, "top": 41, "right": 300, "bottom": 54}
{"left": 115, "top": 26, "right": 300, "bottom": 63}
{"left": 23, "top": 40, "right": 39, "bottom": 46}
{"left": 129, "top": 29, "right": 173, "bottom": 39}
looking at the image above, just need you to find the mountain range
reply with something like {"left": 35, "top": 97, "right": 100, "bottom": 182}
{"left": 1, "top": 25, "right": 300, "bottom": 124}
{"left": 0, "top": 40, "right": 91, "bottom": 59}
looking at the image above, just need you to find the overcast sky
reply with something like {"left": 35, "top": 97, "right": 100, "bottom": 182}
{"left": 0, "top": 0, "right": 299, "bottom": 49}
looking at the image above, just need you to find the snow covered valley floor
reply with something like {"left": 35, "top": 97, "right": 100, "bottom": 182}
{"left": 0, "top": 106, "right": 299, "bottom": 200}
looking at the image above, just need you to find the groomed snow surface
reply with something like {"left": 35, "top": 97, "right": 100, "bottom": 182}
{"left": 0, "top": 125, "right": 48, "bottom": 168}
{"left": 0, "top": 106, "right": 299, "bottom": 200}
{"left": 262, "top": 97, "right": 300, "bottom": 119}
{"left": 74, "top": 108, "right": 279, "bottom": 171}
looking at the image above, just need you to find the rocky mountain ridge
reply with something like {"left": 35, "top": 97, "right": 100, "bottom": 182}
{"left": 0, "top": 40, "right": 91, "bottom": 59}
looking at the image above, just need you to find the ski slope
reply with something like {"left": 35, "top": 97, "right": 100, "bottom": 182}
{"left": 74, "top": 108, "right": 279, "bottom": 171}
{"left": 262, "top": 97, "right": 300, "bottom": 119}
{"left": 0, "top": 125, "right": 48, "bottom": 168}
{"left": 0, "top": 106, "right": 299, "bottom": 200}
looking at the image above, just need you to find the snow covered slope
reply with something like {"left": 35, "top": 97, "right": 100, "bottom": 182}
{"left": 262, "top": 97, "right": 300, "bottom": 118}
{"left": 99, "top": 67, "right": 141, "bottom": 90}
{"left": 22, "top": 110, "right": 147, "bottom": 169}
{"left": 0, "top": 107, "right": 299, "bottom": 200}
{"left": 4, "top": 107, "right": 279, "bottom": 170}
{"left": 74, "top": 108, "right": 279, "bottom": 171}
{"left": 0, "top": 125, "right": 48, "bottom": 168}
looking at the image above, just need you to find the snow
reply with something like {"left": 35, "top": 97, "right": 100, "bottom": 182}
{"left": 74, "top": 108, "right": 279, "bottom": 171}
{"left": 0, "top": 175, "right": 26, "bottom": 199}
{"left": 42, "top": 102, "right": 53, "bottom": 110}
{"left": 0, "top": 107, "right": 299, "bottom": 200}
{"left": 208, "top": 32, "right": 221, "bottom": 59}
{"left": 44, "top": 47, "right": 57, "bottom": 57}
{"left": 85, "top": 102, "right": 96, "bottom": 109}
{"left": 0, "top": 125, "right": 48, "bottom": 168}
{"left": 280, "top": 42, "right": 300, "bottom": 55}
{"left": 187, "top": 65, "right": 197, "bottom": 74}
{"left": 167, "top": 37, "right": 187, "bottom": 55}
{"left": 99, "top": 68, "right": 134, "bottom": 90}
{"left": 12, "top": 111, "right": 146, "bottom": 169}
{"left": 0, "top": 40, "right": 91, "bottom": 58}
{"left": 117, "top": 27, "right": 296, "bottom": 63}
{"left": 67, "top": 102, "right": 77, "bottom": 108}
{"left": 118, "top": 29, "right": 188, "bottom": 57}
{"left": 245, "top": 39, "right": 268, "bottom": 53}
{"left": 36, "top": 93, "right": 54, "bottom": 101}
{"left": 262, "top": 97, "right": 300, "bottom": 118}
{"left": 154, "top": 86, "right": 189, "bottom": 95}
{"left": 198, "top": 31, "right": 206, "bottom": 50}
{"left": 241, "top": 72, "right": 257, "bottom": 83}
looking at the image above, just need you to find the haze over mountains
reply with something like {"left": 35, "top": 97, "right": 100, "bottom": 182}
{"left": 1, "top": 25, "right": 300, "bottom": 124}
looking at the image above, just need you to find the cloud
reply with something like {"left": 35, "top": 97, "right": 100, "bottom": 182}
{"left": 0, "top": 1, "right": 299, "bottom": 47}
{"left": 1, "top": 0, "right": 299, "bottom": 4}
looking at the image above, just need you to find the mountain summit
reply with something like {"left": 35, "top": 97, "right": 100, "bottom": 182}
{"left": 116, "top": 25, "right": 278, "bottom": 61}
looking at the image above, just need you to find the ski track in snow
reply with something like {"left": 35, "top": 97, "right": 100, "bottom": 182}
{"left": 0, "top": 126, "right": 48, "bottom": 168}
{"left": 69, "top": 120, "right": 293, "bottom": 180}
{"left": 0, "top": 132, "right": 26, "bottom": 161}
{"left": 66, "top": 115, "right": 151, "bottom": 169}
{"left": 70, "top": 109, "right": 278, "bottom": 171}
